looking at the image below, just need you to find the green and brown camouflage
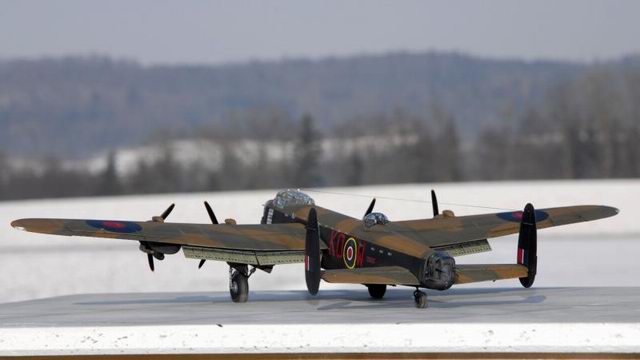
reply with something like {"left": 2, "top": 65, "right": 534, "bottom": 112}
{"left": 259, "top": 190, "right": 617, "bottom": 289}
{"left": 11, "top": 189, "right": 618, "bottom": 296}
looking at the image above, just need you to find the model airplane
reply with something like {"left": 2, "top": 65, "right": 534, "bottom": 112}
{"left": 11, "top": 189, "right": 618, "bottom": 308}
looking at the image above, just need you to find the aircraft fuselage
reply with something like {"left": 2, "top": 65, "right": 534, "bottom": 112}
{"left": 261, "top": 202, "right": 428, "bottom": 286}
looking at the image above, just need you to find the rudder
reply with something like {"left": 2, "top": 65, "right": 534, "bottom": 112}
{"left": 517, "top": 203, "right": 537, "bottom": 288}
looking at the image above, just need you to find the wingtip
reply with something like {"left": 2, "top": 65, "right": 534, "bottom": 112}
{"left": 10, "top": 219, "right": 26, "bottom": 231}
{"left": 593, "top": 205, "right": 620, "bottom": 219}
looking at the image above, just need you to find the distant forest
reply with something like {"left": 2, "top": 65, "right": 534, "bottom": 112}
{"left": 0, "top": 52, "right": 639, "bottom": 200}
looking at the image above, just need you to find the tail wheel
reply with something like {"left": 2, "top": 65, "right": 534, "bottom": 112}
{"left": 366, "top": 284, "right": 387, "bottom": 299}
{"left": 413, "top": 290, "right": 428, "bottom": 309}
{"left": 229, "top": 270, "right": 249, "bottom": 303}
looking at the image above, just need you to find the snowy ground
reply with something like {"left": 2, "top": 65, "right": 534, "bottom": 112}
{"left": 1, "top": 180, "right": 638, "bottom": 304}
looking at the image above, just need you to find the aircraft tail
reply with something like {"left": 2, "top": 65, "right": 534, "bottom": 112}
{"left": 304, "top": 208, "right": 321, "bottom": 295}
{"left": 517, "top": 203, "right": 537, "bottom": 288}
{"left": 454, "top": 203, "right": 538, "bottom": 286}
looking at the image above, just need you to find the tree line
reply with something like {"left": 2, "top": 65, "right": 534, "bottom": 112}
{"left": 0, "top": 65, "right": 638, "bottom": 200}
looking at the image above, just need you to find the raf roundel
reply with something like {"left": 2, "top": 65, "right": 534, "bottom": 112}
{"left": 86, "top": 220, "right": 143, "bottom": 233}
{"left": 343, "top": 237, "right": 358, "bottom": 269}
{"left": 496, "top": 210, "right": 549, "bottom": 223}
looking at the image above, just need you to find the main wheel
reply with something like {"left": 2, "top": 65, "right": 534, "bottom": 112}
{"left": 413, "top": 290, "right": 428, "bottom": 309}
{"left": 366, "top": 284, "right": 387, "bottom": 299}
{"left": 230, "top": 270, "right": 249, "bottom": 303}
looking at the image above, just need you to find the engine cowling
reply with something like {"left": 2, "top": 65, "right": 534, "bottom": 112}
{"left": 421, "top": 252, "right": 456, "bottom": 290}
{"left": 139, "top": 241, "right": 181, "bottom": 258}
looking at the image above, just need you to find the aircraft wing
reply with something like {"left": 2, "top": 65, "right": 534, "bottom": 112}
{"left": 11, "top": 218, "right": 312, "bottom": 251}
{"left": 388, "top": 205, "right": 618, "bottom": 249}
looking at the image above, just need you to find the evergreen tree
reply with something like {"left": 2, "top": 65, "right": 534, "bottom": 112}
{"left": 346, "top": 152, "right": 364, "bottom": 186}
{"left": 99, "top": 151, "right": 120, "bottom": 195}
{"left": 0, "top": 152, "right": 6, "bottom": 198}
{"left": 293, "top": 114, "right": 323, "bottom": 188}
{"left": 438, "top": 119, "right": 462, "bottom": 181}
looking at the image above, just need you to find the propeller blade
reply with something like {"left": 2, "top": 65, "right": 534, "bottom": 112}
{"left": 204, "top": 201, "right": 219, "bottom": 224}
{"left": 431, "top": 189, "right": 439, "bottom": 217}
{"left": 198, "top": 259, "right": 206, "bottom": 269}
{"left": 160, "top": 203, "right": 175, "bottom": 220}
{"left": 364, "top": 198, "right": 376, "bottom": 217}
{"left": 147, "top": 253, "right": 155, "bottom": 272}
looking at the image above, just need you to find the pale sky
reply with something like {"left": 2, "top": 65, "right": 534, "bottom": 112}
{"left": 1, "top": 0, "right": 639, "bottom": 65}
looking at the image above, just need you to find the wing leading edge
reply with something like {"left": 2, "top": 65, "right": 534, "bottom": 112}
{"left": 11, "top": 218, "right": 313, "bottom": 251}
{"left": 390, "top": 205, "right": 618, "bottom": 249}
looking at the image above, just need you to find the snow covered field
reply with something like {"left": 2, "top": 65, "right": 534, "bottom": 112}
{"left": 1, "top": 180, "right": 638, "bottom": 304}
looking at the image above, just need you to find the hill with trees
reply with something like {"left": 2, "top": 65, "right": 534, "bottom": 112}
{"left": 0, "top": 52, "right": 639, "bottom": 200}
{"left": 0, "top": 52, "right": 589, "bottom": 157}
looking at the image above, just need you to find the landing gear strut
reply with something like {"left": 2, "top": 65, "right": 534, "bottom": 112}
{"left": 229, "top": 265, "right": 251, "bottom": 303}
{"left": 413, "top": 289, "right": 428, "bottom": 308}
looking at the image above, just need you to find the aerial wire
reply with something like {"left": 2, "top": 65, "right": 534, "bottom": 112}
{"left": 302, "top": 188, "right": 515, "bottom": 212}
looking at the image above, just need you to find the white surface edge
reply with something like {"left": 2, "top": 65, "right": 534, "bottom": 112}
{"left": 1, "top": 323, "right": 639, "bottom": 355}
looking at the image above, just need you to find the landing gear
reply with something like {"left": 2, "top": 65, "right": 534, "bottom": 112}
{"left": 366, "top": 284, "right": 387, "bottom": 299}
{"left": 229, "top": 266, "right": 249, "bottom": 303}
{"left": 413, "top": 289, "right": 428, "bottom": 308}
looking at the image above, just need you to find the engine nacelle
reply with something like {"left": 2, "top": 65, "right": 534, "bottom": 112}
{"left": 139, "top": 241, "right": 181, "bottom": 257}
{"left": 421, "top": 252, "right": 456, "bottom": 290}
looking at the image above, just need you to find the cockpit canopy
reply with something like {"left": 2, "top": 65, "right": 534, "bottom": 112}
{"left": 272, "top": 189, "right": 315, "bottom": 209}
{"left": 363, "top": 212, "right": 390, "bottom": 228}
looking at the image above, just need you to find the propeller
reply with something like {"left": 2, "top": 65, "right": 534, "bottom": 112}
{"left": 364, "top": 198, "right": 376, "bottom": 217}
{"left": 142, "top": 203, "right": 175, "bottom": 272}
{"left": 139, "top": 242, "right": 156, "bottom": 272}
{"left": 204, "top": 201, "right": 219, "bottom": 224}
{"left": 151, "top": 203, "right": 175, "bottom": 223}
{"left": 430, "top": 189, "right": 439, "bottom": 217}
{"left": 147, "top": 253, "right": 155, "bottom": 272}
{"left": 160, "top": 203, "right": 175, "bottom": 220}
{"left": 198, "top": 201, "right": 220, "bottom": 269}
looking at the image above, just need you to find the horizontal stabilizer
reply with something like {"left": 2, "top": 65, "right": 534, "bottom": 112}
{"left": 321, "top": 266, "right": 420, "bottom": 286}
{"left": 454, "top": 264, "right": 528, "bottom": 285}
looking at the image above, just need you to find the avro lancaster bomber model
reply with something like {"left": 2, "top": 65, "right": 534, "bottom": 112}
{"left": 11, "top": 189, "right": 618, "bottom": 308}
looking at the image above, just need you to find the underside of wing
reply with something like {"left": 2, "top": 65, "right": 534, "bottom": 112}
{"left": 321, "top": 266, "right": 420, "bottom": 286}
{"left": 390, "top": 205, "right": 618, "bottom": 249}
{"left": 454, "top": 264, "right": 528, "bottom": 284}
{"left": 11, "top": 218, "right": 313, "bottom": 252}
{"left": 182, "top": 246, "right": 303, "bottom": 266}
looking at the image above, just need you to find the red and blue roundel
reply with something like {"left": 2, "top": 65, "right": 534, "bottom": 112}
{"left": 343, "top": 237, "right": 358, "bottom": 269}
{"left": 496, "top": 210, "right": 549, "bottom": 223}
{"left": 86, "top": 220, "right": 142, "bottom": 233}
